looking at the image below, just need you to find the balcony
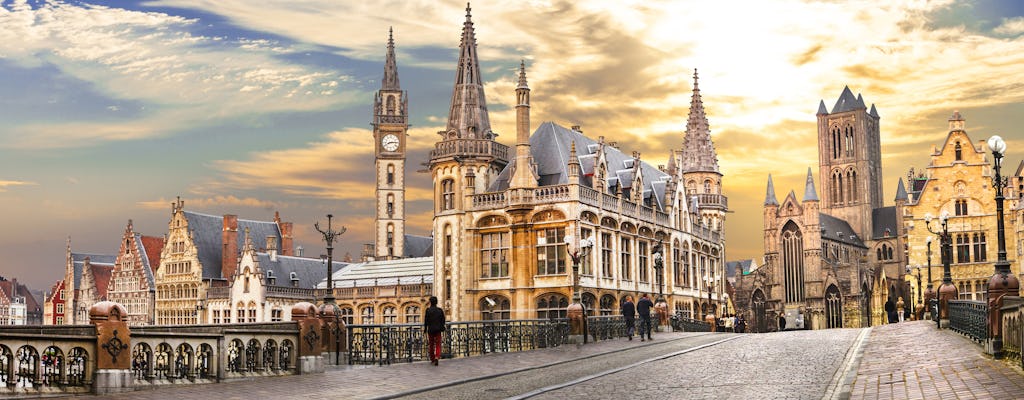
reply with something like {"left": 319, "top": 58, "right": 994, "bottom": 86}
{"left": 692, "top": 193, "right": 728, "bottom": 210}
{"left": 429, "top": 139, "right": 509, "bottom": 164}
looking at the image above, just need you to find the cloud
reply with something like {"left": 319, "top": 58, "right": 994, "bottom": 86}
{"left": 0, "top": 0, "right": 360, "bottom": 148}
{"left": 137, "top": 195, "right": 286, "bottom": 210}
{"left": 994, "top": 17, "right": 1024, "bottom": 36}
{"left": 0, "top": 180, "right": 36, "bottom": 192}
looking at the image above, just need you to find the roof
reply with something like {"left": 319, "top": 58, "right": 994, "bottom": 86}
{"left": 819, "top": 213, "right": 866, "bottom": 248}
{"left": 872, "top": 206, "right": 898, "bottom": 240}
{"left": 319, "top": 257, "right": 433, "bottom": 288}
{"left": 71, "top": 252, "right": 115, "bottom": 289}
{"left": 403, "top": 234, "right": 433, "bottom": 258}
{"left": 765, "top": 174, "right": 779, "bottom": 206}
{"left": 256, "top": 253, "right": 340, "bottom": 290}
{"left": 489, "top": 122, "right": 671, "bottom": 210}
{"left": 830, "top": 86, "right": 866, "bottom": 114}
{"left": 183, "top": 211, "right": 281, "bottom": 279}
{"left": 725, "top": 260, "right": 755, "bottom": 277}
{"left": 894, "top": 178, "right": 908, "bottom": 201}
{"left": 134, "top": 234, "right": 163, "bottom": 289}
{"left": 803, "top": 167, "right": 819, "bottom": 202}
{"left": 90, "top": 264, "right": 114, "bottom": 299}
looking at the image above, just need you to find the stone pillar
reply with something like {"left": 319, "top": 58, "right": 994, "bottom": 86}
{"left": 89, "top": 301, "right": 133, "bottom": 395}
{"left": 318, "top": 303, "right": 346, "bottom": 365}
{"left": 938, "top": 283, "right": 957, "bottom": 328}
{"left": 291, "top": 302, "right": 325, "bottom": 374}
{"left": 567, "top": 303, "right": 584, "bottom": 345}
{"left": 655, "top": 301, "right": 670, "bottom": 332}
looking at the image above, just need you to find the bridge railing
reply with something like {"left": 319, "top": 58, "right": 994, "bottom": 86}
{"left": 347, "top": 319, "right": 569, "bottom": 366}
{"left": 587, "top": 315, "right": 626, "bottom": 341}
{"left": 1000, "top": 296, "right": 1023, "bottom": 367}
{"left": 671, "top": 314, "right": 711, "bottom": 332}
{"left": 949, "top": 300, "right": 987, "bottom": 343}
{"left": 0, "top": 325, "right": 96, "bottom": 396}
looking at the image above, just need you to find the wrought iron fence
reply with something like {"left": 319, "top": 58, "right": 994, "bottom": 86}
{"left": 347, "top": 319, "right": 569, "bottom": 365}
{"left": 671, "top": 314, "right": 711, "bottom": 332}
{"left": 587, "top": 315, "right": 626, "bottom": 341}
{"left": 948, "top": 300, "right": 987, "bottom": 343}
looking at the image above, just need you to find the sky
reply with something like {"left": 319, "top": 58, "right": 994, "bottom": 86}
{"left": 3, "top": 0, "right": 1024, "bottom": 292}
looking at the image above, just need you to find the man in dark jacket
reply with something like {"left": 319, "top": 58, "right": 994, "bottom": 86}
{"left": 424, "top": 296, "right": 445, "bottom": 366}
{"left": 637, "top": 293, "right": 655, "bottom": 341}
{"left": 621, "top": 296, "right": 636, "bottom": 340}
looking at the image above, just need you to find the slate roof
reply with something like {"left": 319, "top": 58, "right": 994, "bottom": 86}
{"left": 819, "top": 213, "right": 866, "bottom": 248}
{"left": 725, "top": 260, "right": 754, "bottom": 277}
{"left": 319, "top": 257, "right": 433, "bottom": 288}
{"left": 403, "top": 234, "right": 433, "bottom": 258}
{"left": 489, "top": 122, "right": 671, "bottom": 210}
{"left": 183, "top": 211, "right": 282, "bottom": 280}
{"left": 872, "top": 206, "right": 898, "bottom": 240}
{"left": 256, "top": 253, "right": 341, "bottom": 290}
{"left": 894, "top": 178, "right": 908, "bottom": 202}
{"left": 831, "top": 86, "right": 866, "bottom": 114}
{"left": 70, "top": 253, "right": 116, "bottom": 289}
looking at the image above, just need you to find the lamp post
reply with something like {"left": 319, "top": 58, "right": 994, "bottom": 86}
{"left": 924, "top": 211, "right": 957, "bottom": 328}
{"left": 565, "top": 234, "right": 594, "bottom": 344}
{"left": 703, "top": 273, "right": 717, "bottom": 331}
{"left": 925, "top": 236, "right": 935, "bottom": 320}
{"left": 906, "top": 265, "right": 923, "bottom": 320}
{"left": 987, "top": 135, "right": 1020, "bottom": 359}
{"left": 314, "top": 214, "right": 346, "bottom": 305}
{"left": 652, "top": 240, "right": 667, "bottom": 331}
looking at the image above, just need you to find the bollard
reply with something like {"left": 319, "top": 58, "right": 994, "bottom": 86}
{"left": 90, "top": 301, "right": 133, "bottom": 394}
{"left": 291, "top": 302, "right": 325, "bottom": 374}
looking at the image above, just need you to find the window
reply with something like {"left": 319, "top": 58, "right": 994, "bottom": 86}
{"left": 382, "top": 306, "right": 397, "bottom": 324}
{"left": 956, "top": 234, "right": 971, "bottom": 263}
{"left": 387, "top": 194, "right": 395, "bottom": 216}
{"left": 444, "top": 225, "right": 452, "bottom": 257}
{"left": 56, "top": 317, "right": 63, "bottom": 325}
{"left": 480, "top": 232, "right": 509, "bottom": 278}
{"left": 271, "top": 308, "right": 283, "bottom": 322}
{"left": 537, "top": 294, "right": 568, "bottom": 319}
{"left": 441, "top": 179, "right": 455, "bottom": 211}
{"left": 620, "top": 237, "right": 632, "bottom": 280}
{"left": 536, "top": 228, "right": 567, "bottom": 275}
{"left": 480, "top": 296, "right": 511, "bottom": 320}
{"left": 955, "top": 200, "right": 968, "bottom": 216}
{"left": 60, "top": 290, "right": 64, "bottom": 300}
{"left": 56, "top": 304, "right": 64, "bottom": 314}
{"left": 638, "top": 241, "right": 649, "bottom": 282}
{"left": 405, "top": 306, "right": 421, "bottom": 323}
{"left": 224, "top": 309, "right": 231, "bottom": 323}
{"left": 955, "top": 142, "right": 962, "bottom": 161}
{"left": 361, "top": 307, "right": 375, "bottom": 324}
{"left": 601, "top": 233, "right": 613, "bottom": 277}
{"left": 599, "top": 295, "right": 616, "bottom": 316}
{"left": 580, "top": 228, "right": 593, "bottom": 275}
{"left": 387, "top": 164, "right": 395, "bottom": 185}
{"left": 703, "top": 180, "right": 711, "bottom": 194}
{"left": 973, "top": 233, "right": 987, "bottom": 262}
{"left": 340, "top": 307, "right": 354, "bottom": 325}
{"left": 782, "top": 221, "right": 805, "bottom": 303}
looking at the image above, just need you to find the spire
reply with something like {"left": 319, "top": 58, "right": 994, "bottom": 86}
{"left": 517, "top": 59, "right": 528, "bottom": 89}
{"left": 765, "top": 174, "right": 779, "bottom": 206}
{"left": 680, "top": 68, "right": 720, "bottom": 173}
{"left": 831, "top": 86, "right": 861, "bottom": 113}
{"left": 568, "top": 141, "right": 580, "bottom": 184}
{"left": 382, "top": 27, "right": 400, "bottom": 90}
{"left": 443, "top": 1, "right": 493, "bottom": 140}
{"left": 869, "top": 103, "right": 879, "bottom": 118}
{"left": 666, "top": 149, "right": 677, "bottom": 175}
{"left": 817, "top": 100, "right": 827, "bottom": 115}
{"left": 803, "top": 167, "right": 819, "bottom": 202}
{"left": 510, "top": 59, "right": 536, "bottom": 189}
{"left": 895, "top": 178, "right": 908, "bottom": 202}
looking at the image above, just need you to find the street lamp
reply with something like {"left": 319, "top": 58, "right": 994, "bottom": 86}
{"left": 906, "top": 264, "right": 923, "bottom": 320}
{"left": 652, "top": 241, "right": 665, "bottom": 300}
{"left": 565, "top": 234, "right": 594, "bottom": 344}
{"left": 924, "top": 211, "right": 957, "bottom": 327}
{"left": 314, "top": 214, "right": 347, "bottom": 304}
{"left": 987, "top": 135, "right": 1020, "bottom": 359}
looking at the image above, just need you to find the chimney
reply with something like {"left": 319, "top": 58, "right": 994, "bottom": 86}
{"left": 266, "top": 236, "right": 278, "bottom": 262}
{"left": 295, "top": 245, "right": 304, "bottom": 257}
{"left": 222, "top": 215, "right": 239, "bottom": 279}
{"left": 571, "top": 125, "right": 582, "bottom": 133}
{"left": 275, "top": 211, "right": 294, "bottom": 256}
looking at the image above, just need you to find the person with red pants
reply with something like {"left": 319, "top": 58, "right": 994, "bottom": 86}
{"left": 424, "top": 296, "right": 446, "bottom": 366}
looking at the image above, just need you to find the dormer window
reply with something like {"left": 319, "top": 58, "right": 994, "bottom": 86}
{"left": 267, "top": 270, "right": 275, "bottom": 285}
{"left": 290, "top": 272, "right": 299, "bottom": 287}
{"left": 623, "top": 159, "right": 634, "bottom": 169}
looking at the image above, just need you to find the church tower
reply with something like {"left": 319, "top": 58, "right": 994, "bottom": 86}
{"left": 679, "top": 70, "right": 727, "bottom": 232}
{"left": 816, "top": 86, "right": 882, "bottom": 240}
{"left": 429, "top": 3, "right": 509, "bottom": 317}
{"left": 373, "top": 28, "right": 409, "bottom": 260}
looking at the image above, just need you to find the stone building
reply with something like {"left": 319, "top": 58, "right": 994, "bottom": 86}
{"left": 735, "top": 88, "right": 906, "bottom": 331}
{"left": 903, "top": 112, "right": 1021, "bottom": 306}
{"left": 320, "top": 257, "right": 433, "bottom": 325}
{"left": 61, "top": 238, "right": 115, "bottom": 325}
{"left": 205, "top": 228, "right": 333, "bottom": 323}
{"left": 154, "top": 198, "right": 294, "bottom": 324}
{"left": 43, "top": 279, "right": 66, "bottom": 325}
{"left": 427, "top": 5, "right": 726, "bottom": 321}
{"left": 0, "top": 277, "right": 39, "bottom": 325}
{"left": 106, "top": 220, "right": 164, "bottom": 325}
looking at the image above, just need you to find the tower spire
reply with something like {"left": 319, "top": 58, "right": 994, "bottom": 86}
{"left": 765, "top": 174, "right": 779, "bottom": 206}
{"left": 680, "top": 68, "right": 720, "bottom": 173}
{"left": 382, "top": 26, "right": 400, "bottom": 90}
{"left": 803, "top": 167, "right": 819, "bottom": 202}
{"left": 443, "top": 1, "right": 493, "bottom": 140}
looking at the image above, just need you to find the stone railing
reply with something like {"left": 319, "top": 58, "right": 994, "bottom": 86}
{"left": 265, "top": 286, "right": 317, "bottom": 300}
{"left": 331, "top": 281, "right": 431, "bottom": 300}
{"left": 949, "top": 300, "right": 987, "bottom": 343}
{"left": 347, "top": 319, "right": 568, "bottom": 366}
{"left": 471, "top": 192, "right": 506, "bottom": 209}
{"left": 206, "top": 286, "right": 230, "bottom": 299}
{"left": 429, "top": 139, "right": 509, "bottom": 163}
{"left": 693, "top": 193, "right": 728, "bottom": 210}
{"left": 0, "top": 301, "right": 333, "bottom": 396}
{"left": 1000, "top": 296, "right": 1023, "bottom": 366}
{"left": 691, "top": 224, "right": 721, "bottom": 243}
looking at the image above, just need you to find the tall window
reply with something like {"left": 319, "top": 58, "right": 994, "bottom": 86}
{"left": 956, "top": 234, "right": 971, "bottom": 263}
{"left": 537, "top": 294, "right": 568, "bottom": 319}
{"left": 444, "top": 225, "right": 452, "bottom": 257}
{"left": 831, "top": 126, "right": 841, "bottom": 159}
{"left": 973, "top": 233, "right": 987, "bottom": 262}
{"left": 441, "top": 179, "right": 455, "bottom": 211}
{"left": 386, "top": 225, "right": 395, "bottom": 256}
{"left": 387, "top": 194, "right": 395, "bottom": 216}
{"left": 638, "top": 241, "right": 649, "bottom": 282}
{"left": 601, "top": 233, "right": 613, "bottom": 278}
{"left": 480, "top": 232, "right": 509, "bottom": 278}
{"left": 580, "top": 228, "right": 593, "bottom": 275}
{"left": 536, "top": 228, "right": 567, "bottom": 275}
{"left": 405, "top": 305, "right": 420, "bottom": 323}
{"left": 955, "top": 142, "right": 962, "bottom": 161}
{"left": 844, "top": 125, "right": 854, "bottom": 157}
{"left": 847, "top": 169, "right": 857, "bottom": 203}
{"left": 703, "top": 180, "right": 711, "bottom": 194}
{"left": 620, "top": 237, "right": 632, "bottom": 281}
{"left": 381, "top": 306, "right": 397, "bottom": 324}
{"left": 387, "top": 164, "right": 395, "bottom": 185}
{"left": 782, "top": 221, "right": 805, "bottom": 303}
{"left": 825, "top": 285, "right": 843, "bottom": 329}
{"left": 673, "top": 247, "right": 684, "bottom": 287}
{"left": 340, "top": 307, "right": 354, "bottom": 325}
{"left": 361, "top": 307, "right": 374, "bottom": 324}
{"left": 955, "top": 200, "right": 968, "bottom": 216}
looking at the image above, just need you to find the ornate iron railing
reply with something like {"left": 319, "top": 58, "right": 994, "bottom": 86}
{"left": 949, "top": 300, "right": 987, "bottom": 343}
{"left": 671, "top": 315, "right": 711, "bottom": 332}
{"left": 347, "top": 319, "right": 569, "bottom": 366}
{"left": 587, "top": 315, "right": 626, "bottom": 341}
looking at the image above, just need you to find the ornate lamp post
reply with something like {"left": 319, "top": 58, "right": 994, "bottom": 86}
{"left": 565, "top": 234, "right": 594, "bottom": 344}
{"left": 703, "top": 273, "right": 717, "bottom": 331}
{"left": 986, "top": 135, "right": 1020, "bottom": 358}
{"left": 925, "top": 211, "right": 957, "bottom": 328}
{"left": 652, "top": 241, "right": 668, "bottom": 331}
{"left": 906, "top": 265, "right": 923, "bottom": 320}
{"left": 924, "top": 236, "right": 936, "bottom": 320}
{"left": 314, "top": 214, "right": 346, "bottom": 304}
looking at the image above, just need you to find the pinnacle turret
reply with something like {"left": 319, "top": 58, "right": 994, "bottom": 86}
{"left": 443, "top": 1, "right": 493, "bottom": 140}
{"left": 680, "top": 68, "right": 720, "bottom": 173}
{"left": 765, "top": 174, "right": 779, "bottom": 206}
{"left": 803, "top": 167, "right": 819, "bottom": 202}
{"left": 382, "top": 27, "right": 400, "bottom": 90}
{"left": 895, "top": 178, "right": 908, "bottom": 202}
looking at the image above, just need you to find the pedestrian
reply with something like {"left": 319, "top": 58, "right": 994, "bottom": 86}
{"left": 424, "top": 295, "right": 445, "bottom": 366}
{"left": 724, "top": 313, "right": 734, "bottom": 333}
{"left": 621, "top": 295, "right": 636, "bottom": 340}
{"left": 778, "top": 313, "right": 786, "bottom": 331}
{"left": 637, "top": 293, "right": 654, "bottom": 341}
{"left": 884, "top": 297, "right": 896, "bottom": 324}
{"left": 735, "top": 315, "right": 746, "bottom": 333}
{"left": 897, "top": 297, "right": 906, "bottom": 322}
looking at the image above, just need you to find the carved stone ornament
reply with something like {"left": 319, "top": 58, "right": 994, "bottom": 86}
{"left": 102, "top": 329, "right": 129, "bottom": 363}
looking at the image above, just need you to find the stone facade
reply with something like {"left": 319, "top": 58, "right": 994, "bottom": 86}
{"left": 372, "top": 28, "right": 410, "bottom": 261}
{"left": 107, "top": 220, "right": 163, "bottom": 326}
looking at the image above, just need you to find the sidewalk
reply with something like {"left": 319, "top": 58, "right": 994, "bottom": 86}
{"left": 849, "top": 320, "right": 1024, "bottom": 400}
{"left": 87, "top": 331, "right": 701, "bottom": 400}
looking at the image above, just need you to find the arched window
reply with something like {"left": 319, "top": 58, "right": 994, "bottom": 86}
{"left": 955, "top": 142, "right": 962, "bottom": 161}
{"left": 387, "top": 164, "right": 395, "bottom": 185}
{"left": 381, "top": 306, "right": 397, "bottom": 324}
{"left": 825, "top": 285, "right": 843, "bottom": 329}
{"left": 386, "top": 224, "right": 395, "bottom": 256}
{"left": 847, "top": 169, "right": 857, "bottom": 203}
{"left": 831, "top": 126, "right": 841, "bottom": 159}
{"left": 480, "top": 296, "right": 511, "bottom": 320}
{"left": 782, "top": 221, "right": 805, "bottom": 303}
{"left": 404, "top": 305, "right": 421, "bottom": 323}
{"left": 703, "top": 180, "right": 712, "bottom": 194}
{"left": 360, "top": 306, "right": 375, "bottom": 324}
{"left": 599, "top": 294, "right": 616, "bottom": 316}
{"left": 581, "top": 293, "right": 597, "bottom": 316}
{"left": 441, "top": 179, "right": 455, "bottom": 211}
{"left": 537, "top": 294, "right": 568, "bottom": 319}
{"left": 844, "top": 125, "right": 855, "bottom": 157}
{"left": 387, "top": 194, "right": 395, "bottom": 216}
{"left": 386, "top": 95, "right": 396, "bottom": 115}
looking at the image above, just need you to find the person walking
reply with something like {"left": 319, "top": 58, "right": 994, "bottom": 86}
{"left": 735, "top": 314, "right": 746, "bottom": 333}
{"left": 424, "top": 296, "right": 445, "bottom": 366}
{"left": 637, "top": 293, "right": 654, "bottom": 341}
{"left": 621, "top": 296, "right": 636, "bottom": 341}
{"left": 884, "top": 297, "right": 896, "bottom": 324}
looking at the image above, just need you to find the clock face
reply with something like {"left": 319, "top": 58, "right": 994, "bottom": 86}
{"left": 382, "top": 134, "right": 400, "bottom": 152}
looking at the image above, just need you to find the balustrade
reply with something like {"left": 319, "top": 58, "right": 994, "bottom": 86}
{"left": 429, "top": 139, "right": 509, "bottom": 162}
{"left": 1000, "top": 297, "right": 1023, "bottom": 365}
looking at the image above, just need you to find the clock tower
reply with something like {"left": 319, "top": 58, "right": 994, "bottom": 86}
{"left": 373, "top": 28, "right": 408, "bottom": 260}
